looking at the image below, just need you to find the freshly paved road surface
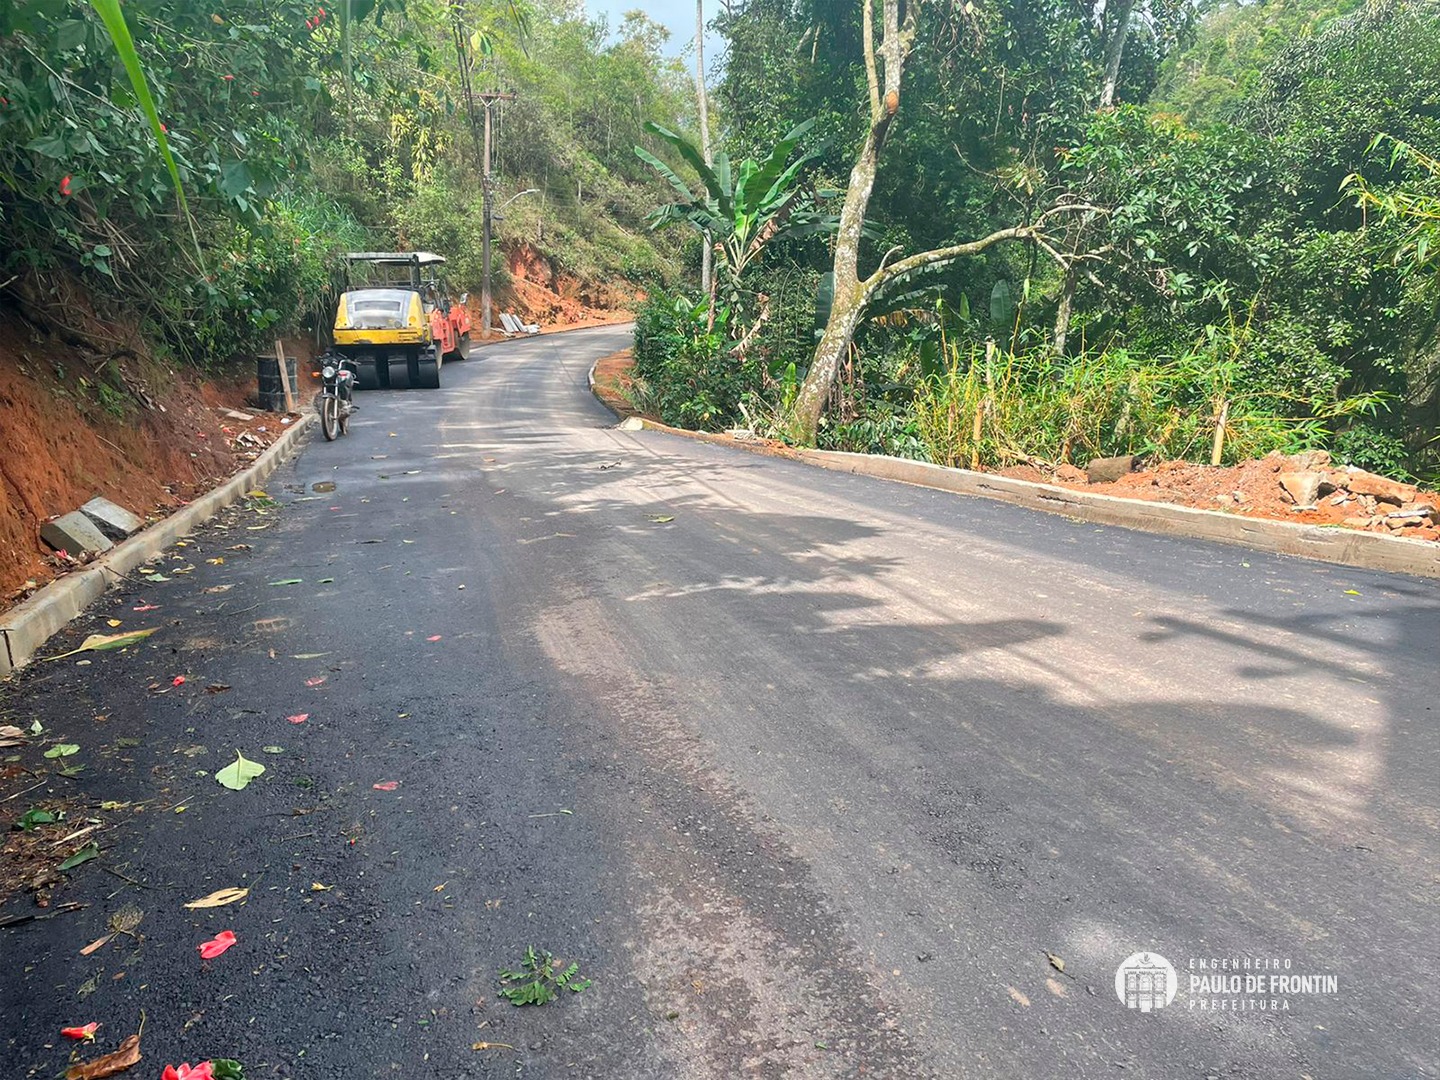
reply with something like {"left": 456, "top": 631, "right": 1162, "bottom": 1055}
{"left": 4, "top": 325, "right": 1437, "bottom": 1079}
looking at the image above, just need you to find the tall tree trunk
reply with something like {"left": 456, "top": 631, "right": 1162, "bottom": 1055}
{"left": 695, "top": 0, "right": 715, "bottom": 296}
{"left": 1099, "top": 0, "right": 1136, "bottom": 107}
{"left": 790, "top": 0, "right": 1082, "bottom": 443}
{"left": 792, "top": 0, "right": 909, "bottom": 442}
{"left": 1053, "top": 265, "right": 1077, "bottom": 355}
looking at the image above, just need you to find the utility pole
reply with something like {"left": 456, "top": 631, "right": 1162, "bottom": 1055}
{"left": 695, "top": 0, "right": 714, "bottom": 296}
{"left": 479, "top": 90, "right": 516, "bottom": 337}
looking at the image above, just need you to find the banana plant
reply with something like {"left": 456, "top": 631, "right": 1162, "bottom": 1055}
{"left": 635, "top": 118, "right": 836, "bottom": 287}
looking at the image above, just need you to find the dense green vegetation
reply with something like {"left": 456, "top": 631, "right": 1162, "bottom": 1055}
{"left": 0, "top": 0, "right": 689, "bottom": 368}
{"left": 634, "top": 0, "right": 1440, "bottom": 479}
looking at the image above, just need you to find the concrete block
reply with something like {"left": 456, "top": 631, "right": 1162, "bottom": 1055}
{"left": 40, "top": 511, "right": 113, "bottom": 556}
{"left": 80, "top": 496, "right": 144, "bottom": 540}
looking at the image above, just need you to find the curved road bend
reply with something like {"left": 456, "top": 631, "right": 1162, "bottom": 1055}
{"left": 4, "top": 324, "right": 1437, "bottom": 1079}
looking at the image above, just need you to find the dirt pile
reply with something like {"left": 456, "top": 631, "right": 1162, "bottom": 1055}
{"left": 0, "top": 315, "right": 296, "bottom": 602}
{"left": 1005, "top": 451, "right": 1439, "bottom": 542}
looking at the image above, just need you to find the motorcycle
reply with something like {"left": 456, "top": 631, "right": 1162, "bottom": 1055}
{"left": 314, "top": 355, "right": 357, "bottom": 441}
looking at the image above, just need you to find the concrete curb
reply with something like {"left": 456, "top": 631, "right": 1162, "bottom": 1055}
{"left": 0, "top": 413, "right": 317, "bottom": 677}
{"left": 795, "top": 450, "right": 1440, "bottom": 579}
{"left": 602, "top": 403, "right": 1440, "bottom": 580}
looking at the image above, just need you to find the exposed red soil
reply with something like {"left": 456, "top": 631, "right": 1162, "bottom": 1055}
{"left": 590, "top": 348, "right": 637, "bottom": 413}
{"left": 469, "top": 242, "right": 638, "bottom": 339}
{"left": 0, "top": 316, "right": 297, "bottom": 603}
{"left": 1000, "top": 455, "right": 1440, "bottom": 542}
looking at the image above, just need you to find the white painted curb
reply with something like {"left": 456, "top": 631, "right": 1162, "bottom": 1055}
{"left": 0, "top": 413, "right": 317, "bottom": 676}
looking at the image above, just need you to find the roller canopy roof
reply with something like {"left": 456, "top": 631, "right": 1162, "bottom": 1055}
{"left": 344, "top": 252, "right": 447, "bottom": 265}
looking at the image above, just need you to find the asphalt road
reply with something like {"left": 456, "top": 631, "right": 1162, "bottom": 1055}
{"left": 3, "top": 324, "right": 1437, "bottom": 1079}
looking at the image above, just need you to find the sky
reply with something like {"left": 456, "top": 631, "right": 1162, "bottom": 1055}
{"left": 583, "top": 0, "right": 720, "bottom": 60}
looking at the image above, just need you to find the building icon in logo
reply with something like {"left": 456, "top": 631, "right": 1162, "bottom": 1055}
{"left": 1115, "top": 952, "right": 1178, "bottom": 1012}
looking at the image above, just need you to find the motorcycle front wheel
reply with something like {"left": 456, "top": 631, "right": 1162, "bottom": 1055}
{"left": 321, "top": 393, "right": 340, "bottom": 441}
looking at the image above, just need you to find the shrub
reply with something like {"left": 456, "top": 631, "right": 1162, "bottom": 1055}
{"left": 1333, "top": 423, "right": 1413, "bottom": 479}
{"left": 633, "top": 289, "right": 763, "bottom": 429}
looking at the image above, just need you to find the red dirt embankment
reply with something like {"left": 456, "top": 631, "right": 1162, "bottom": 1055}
{"left": 0, "top": 317, "right": 296, "bottom": 602}
{"left": 482, "top": 242, "right": 639, "bottom": 336}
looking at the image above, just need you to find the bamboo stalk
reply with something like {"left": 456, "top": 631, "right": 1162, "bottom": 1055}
{"left": 1210, "top": 397, "right": 1229, "bottom": 466}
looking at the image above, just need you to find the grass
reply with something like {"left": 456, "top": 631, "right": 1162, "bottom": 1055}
{"left": 912, "top": 339, "right": 1381, "bottom": 471}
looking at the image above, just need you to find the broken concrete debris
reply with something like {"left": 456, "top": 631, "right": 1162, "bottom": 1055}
{"left": 79, "top": 496, "right": 143, "bottom": 541}
{"left": 39, "top": 511, "right": 113, "bottom": 558}
{"left": 41, "top": 495, "right": 144, "bottom": 558}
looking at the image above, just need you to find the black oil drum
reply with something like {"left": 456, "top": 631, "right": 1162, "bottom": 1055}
{"left": 256, "top": 354, "right": 298, "bottom": 412}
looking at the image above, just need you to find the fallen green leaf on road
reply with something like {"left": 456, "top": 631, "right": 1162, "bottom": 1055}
{"left": 17, "top": 808, "right": 57, "bottom": 830}
{"left": 648, "top": 515, "right": 675, "bottom": 523}
{"left": 44, "top": 744, "right": 81, "bottom": 759}
{"left": 46, "top": 628, "right": 158, "bottom": 661}
{"left": 59, "top": 843, "right": 100, "bottom": 871}
{"left": 268, "top": 579, "right": 303, "bottom": 586}
{"left": 184, "top": 887, "right": 249, "bottom": 909}
{"left": 498, "top": 945, "right": 592, "bottom": 1006}
{"left": 216, "top": 752, "right": 266, "bottom": 791}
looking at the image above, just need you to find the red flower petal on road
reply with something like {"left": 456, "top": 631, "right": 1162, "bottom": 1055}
{"left": 163, "top": 1063, "right": 215, "bottom": 1080}
{"left": 61, "top": 1022, "right": 99, "bottom": 1040}
{"left": 197, "top": 930, "right": 236, "bottom": 959}
{"left": 305, "top": 676, "right": 326, "bottom": 686}
{"left": 172, "top": 675, "right": 186, "bottom": 686}
{"left": 133, "top": 604, "right": 159, "bottom": 612}
{"left": 373, "top": 781, "right": 399, "bottom": 791}
{"left": 426, "top": 635, "right": 442, "bottom": 642}
{"left": 287, "top": 713, "right": 309, "bottom": 724}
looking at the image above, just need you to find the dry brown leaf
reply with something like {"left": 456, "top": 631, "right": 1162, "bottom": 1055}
{"left": 1046, "top": 952, "right": 1066, "bottom": 974}
{"left": 0, "top": 724, "right": 26, "bottom": 747}
{"left": 65, "top": 1032, "right": 141, "bottom": 1079}
{"left": 471, "top": 1041, "right": 515, "bottom": 1052}
{"left": 107, "top": 904, "right": 144, "bottom": 937}
{"left": 184, "top": 887, "right": 248, "bottom": 909}
{"left": 79, "top": 934, "right": 115, "bottom": 956}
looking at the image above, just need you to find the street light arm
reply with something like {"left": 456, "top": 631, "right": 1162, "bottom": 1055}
{"left": 497, "top": 188, "right": 540, "bottom": 212}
